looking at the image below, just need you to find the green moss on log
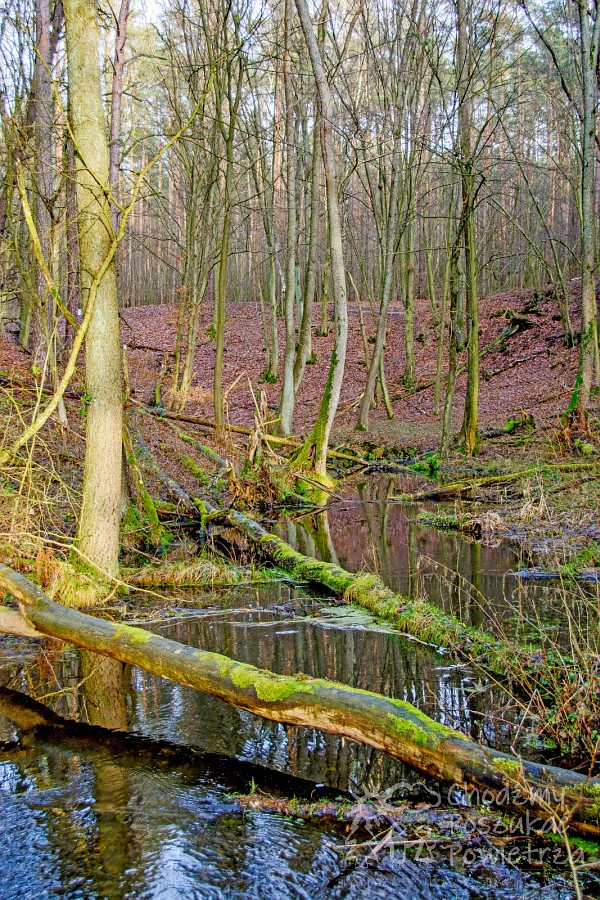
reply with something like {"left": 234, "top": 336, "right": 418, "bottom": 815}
{"left": 112, "top": 623, "right": 153, "bottom": 645}
{"left": 229, "top": 665, "right": 316, "bottom": 703}
{"left": 493, "top": 758, "right": 523, "bottom": 779}
{"left": 222, "top": 505, "right": 545, "bottom": 687}
{"left": 387, "top": 698, "right": 470, "bottom": 740}
{"left": 386, "top": 713, "right": 443, "bottom": 750}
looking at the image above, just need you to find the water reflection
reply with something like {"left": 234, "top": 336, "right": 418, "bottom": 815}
{"left": 0, "top": 680, "right": 583, "bottom": 900}
{"left": 279, "top": 476, "right": 599, "bottom": 639}
{"left": 0, "top": 585, "right": 586, "bottom": 899}
{"left": 1, "top": 473, "right": 596, "bottom": 897}
{"left": 1, "top": 594, "right": 526, "bottom": 799}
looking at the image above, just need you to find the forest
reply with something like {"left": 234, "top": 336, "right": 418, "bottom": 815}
{"left": 1, "top": 0, "right": 600, "bottom": 895}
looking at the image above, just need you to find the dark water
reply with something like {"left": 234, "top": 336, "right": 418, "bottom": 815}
{"left": 0, "top": 739, "right": 576, "bottom": 900}
{"left": 1, "top": 585, "right": 526, "bottom": 791}
{"left": 0, "top": 480, "right": 597, "bottom": 899}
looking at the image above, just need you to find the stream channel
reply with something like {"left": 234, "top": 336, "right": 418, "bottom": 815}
{"left": 0, "top": 475, "right": 598, "bottom": 899}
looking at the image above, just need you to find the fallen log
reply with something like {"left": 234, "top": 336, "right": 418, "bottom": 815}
{"left": 1, "top": 562, "right": 599, "bottom": 835}
{"left": 124, "top": 449, "right": 578, "bottom": 701}
{"left": 0, "top": 607, "right": 44, "bottom": 638}
{"left": 195, "top": 497, "right": 545, "bottom": 680}
{"left": 159, "top": 416, "right": 229, "bottom": 470}
{"left": 398, "top": 462, "right": 599, "bottom": 502}
{"left": 133, "top": 401, "right": 366, "bottom": 465}
{"left": 110, "top": 440, "right": 593, "bottom": 722}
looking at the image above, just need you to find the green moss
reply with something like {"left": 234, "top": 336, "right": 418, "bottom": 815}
{"left": 122, "top": 505, "right": 141, "bottom": 534}
{"left": 492, "top": 758, "right": 523, "bottom": 779}
{"left": 182, "top": 455, "right": 212, "bottom": 486}
{"left": 217, "top": 657, "right": 234, "bottom": 679}
{"left": 343, "top": 572, "right": 383, "bottom": 601}
{"left": 255, "top": 679, "right": 313, "bottom": 703}
{"left": 229, "top": 665, "right": 315, "bottom": 703}
{"left": 112, "top": 623, "right": 153, "bottom": 645}
{"left": 409, "top": 451, "right": 440, "bottom": 476}
{"left": 549, "top": 833, "right": 600, "bottom": 853}
{"left": 581, "top": 780, "right": 600, "bottom": 821}
{"left": 295, "top": 479, "right": 336, "bottom": 506}
{"left": 386, "top": 713, "right": 442, "bottom": 750}
{"left": 581, "top": 782, "right": 600, "bottom": 803}
{"left": 386, "top": 698, "right": 469, "bottom": 740}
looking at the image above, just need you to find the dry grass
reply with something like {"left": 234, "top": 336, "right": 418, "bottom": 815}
{"left": 42, "top": 554, "right": 116, "bottom": 608}
{"left": 127, "top": 557, "right": 244, "bottom": 587}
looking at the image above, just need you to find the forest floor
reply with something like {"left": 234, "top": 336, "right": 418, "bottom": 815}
{"left": 1, "top": 288, "right": 600, "bottom": 888}
{"left": 112, "top": 282, "right": 591, "bottom": 453}
{"left": 0, "top": 281, "right": 596, "bottom": 455}
{"left": 0, "top": 282, "right": 599, "bottom": 578}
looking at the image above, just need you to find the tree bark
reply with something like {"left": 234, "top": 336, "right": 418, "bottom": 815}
{"left": 277, "top": 0, "right": 298, "bottom": 436}
{"left": 294, "top": 0, "right": 348, "bottom": 479}
{"left": 456, "top": 0, "right": 479, "bottom": 455}
{"left": 293, "top": 101, "right": 322, "bottom": 395}
{"left": 108, "top": 0, "right": 130, "bottom": 235}
{"left": 65, "top": 0, "right": 123, "bottom": 577}
{"left": 356, "top": 137, "right": 401, "bottom": 430}
{"left": 569, "top": 0, "right": 600, "bottom": 428}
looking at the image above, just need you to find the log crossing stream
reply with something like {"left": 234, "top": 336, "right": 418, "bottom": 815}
{"left": 0, "top": 478, "right": 598, "bottom": 898}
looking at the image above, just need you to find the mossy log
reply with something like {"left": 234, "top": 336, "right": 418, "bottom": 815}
{"left": 112, "top": 444, "right": 586, "bottom": 708}
{"left": 157, "top": 416, "right": 229, "bottom": 470}
{"left": 134, "top": 402, "right": 366, "bottom": 465}
{"left": 1, "top": 563, "right": 599, "bottom": 835}
{"left": 195, "top": 499, "right": 547, "bottom": 683}
{"left": 400, "top": 462, "right": 599, "bottom": 502}
{"left": 131, "top": 427, "right": 199, "bottom": 515}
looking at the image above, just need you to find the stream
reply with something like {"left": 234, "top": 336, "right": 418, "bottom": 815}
{"left": 1, "top": 476, "right": 598, "bottom": 898}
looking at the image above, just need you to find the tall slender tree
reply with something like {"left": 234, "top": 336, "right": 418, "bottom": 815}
{"left": 64, "top": 0, "right": 122, "bottom": 576}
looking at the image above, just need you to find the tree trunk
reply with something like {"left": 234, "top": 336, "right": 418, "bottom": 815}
{"left": 29, "top": 0, "right": 53, "bottom": 358}
{"left": 402, "top": 217, "right": 416, "bottom": 388}
{"left": 277, "top": 0, "right": 298, "bottom": 436}
{"left": 65, "top": 0, "right": 123, "bottom": 577}
{"left": 294, "top": 0, "right": 348, "bottom": 479}
{"left": 214, "top": 58, "right": 243, "bottom": 432}
{"left": 108, "top": 0, "right": 130, "bottom": 236}
{"left": 569, "top": 0, "right": 600, "bottom": 428}
{"left": 456, "top": 0, "right": 479, "bottom": 455}
{"left": 63, "top": 129, "right": 81, "bottom": 360}
{"left": 293, "top": 103, "right": 322, "bottom": 394}
{"left": 356, "top": 138, "right": 401, "bottom": 430}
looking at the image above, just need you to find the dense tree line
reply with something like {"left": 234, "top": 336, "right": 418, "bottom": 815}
{"left": 0, "top": 0, "right": 599, "bottom": 567}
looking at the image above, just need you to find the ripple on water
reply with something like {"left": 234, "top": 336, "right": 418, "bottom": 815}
{"left": 0, "top": 743, "right": 583, "bottom": 900}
